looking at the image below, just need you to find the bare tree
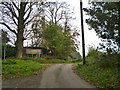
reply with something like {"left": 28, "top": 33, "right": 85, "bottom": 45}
{"left": 29, "top": 1, "right": 71, "bottom": 47}
{"left": 30, "top": 1, "right": 80, "bottom": 50}
{"left": 30, "top": 16, "right": 45, "bottom": 47}
{"left": 44, "top": 1, "right": 77, "bottom": 35}
{"left": 42, "top": 1, "right": 68, "bottom": 24}
{"left": 0, "top": 0, "right": 43, "bottom": 58}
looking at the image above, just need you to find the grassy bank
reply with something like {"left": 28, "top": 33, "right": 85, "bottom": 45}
{"left": 75, "top": 64, "right": 118, "bottom": 88}
{"left": 2, "top": 59, "right": 48, "bottom": 79}
{"left": 75, "top": 50, "right": 119, "bottom": 89}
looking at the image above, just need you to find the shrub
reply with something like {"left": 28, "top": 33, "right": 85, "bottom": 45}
{"left": 2, "top": 59, "right": 17, "bottom": 65}
{"left": 97, "top": 54, "right": 119, "bottom": 68}
{"left": 86, "top": 49, "right": 101, "bottom": 65}
{"left": 2, "top": 44, "right": 16, "bottom": 58}
{"left": 86, "top": 49, "right": 119, "bottom": 68}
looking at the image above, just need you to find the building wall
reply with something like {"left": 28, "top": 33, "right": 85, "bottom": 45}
{"left": 23, "top": 47, "right": 47, "bottom": 58}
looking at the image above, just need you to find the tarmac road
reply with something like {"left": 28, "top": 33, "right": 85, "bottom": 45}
{"left": 39, "top": 64, "right": 96, "bottom": 88}
{"left": 2, "top": 64, "right": 96, "bottom": 88}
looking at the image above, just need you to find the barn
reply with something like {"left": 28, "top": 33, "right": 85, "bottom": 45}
{"left": 23, "top": 47, "right": 47, "bottom": 58}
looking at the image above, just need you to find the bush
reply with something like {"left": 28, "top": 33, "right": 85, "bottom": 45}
{"left": 2, "top": 59, "right": 17, "bottom": 65}
{"left": 97, "top": 54, "right": 119, "bottom": 68}
{"left": 86, "top": 49, "right": 101, "bottom": 65}
{"left": 75, "top": 48, "right": 119, "bottom": 88}
{"left": 2, "top": 44, "right": 16, "bottom": 58}
{"left": 86, "top": 49, "right": 118, "bottom": 68}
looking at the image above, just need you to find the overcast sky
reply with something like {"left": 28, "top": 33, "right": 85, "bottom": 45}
{"left": 49, "top": 0, "right": 101, "bottom": 56}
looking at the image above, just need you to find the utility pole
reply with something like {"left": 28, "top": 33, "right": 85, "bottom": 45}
{"left": 80, "top": 0, "right": 85, "bottom": 65}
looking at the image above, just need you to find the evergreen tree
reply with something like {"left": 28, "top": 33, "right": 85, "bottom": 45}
{"left": 83, "top": 2, "right": 119, "bottom": 53}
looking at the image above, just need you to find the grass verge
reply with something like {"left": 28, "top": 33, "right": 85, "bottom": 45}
{"left": 75, "top": 63, "right": 118, "bottom": 89}
{"left": 2, "top": 59, "right": 49, "bottom": 79}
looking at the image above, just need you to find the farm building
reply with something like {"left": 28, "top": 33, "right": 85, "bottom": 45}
{"left": 23, "top": 47, "right": 47, "bottom": 58}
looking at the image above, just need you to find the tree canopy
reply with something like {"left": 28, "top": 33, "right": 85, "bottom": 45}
{"left": 42, "top": 22, "right": 74, "bottom": 59}
{"left": 83, "top": 2, "right": 120, "bottom": 53}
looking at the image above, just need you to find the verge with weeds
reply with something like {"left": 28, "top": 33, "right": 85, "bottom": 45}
{"left": 21, "top": 58, "right": 74, "bottom": 63}
{"left": 75, "top": 50, "right": 119, "bottom": 89}
{"left": 2, "top": 59, "right": 49, "bottom": 79}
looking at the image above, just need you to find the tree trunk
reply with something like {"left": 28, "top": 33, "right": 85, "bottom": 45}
{"left": 16, "top": 31, "right": 23, "bottom": 59}
{"left": 16, "top": 2, "right": 26, "bottom": 59}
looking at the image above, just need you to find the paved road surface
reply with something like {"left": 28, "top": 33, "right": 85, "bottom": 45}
{"left": 3, "top": 64, "right": 96, "bottom": 88}
{"left": 39, "top": 64, "right": 95, "bottom": 88}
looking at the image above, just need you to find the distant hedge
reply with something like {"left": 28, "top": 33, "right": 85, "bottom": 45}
{"left": 2, "top": 44, "right": 48, "bottom": 59}
{"left": 2, "top": 44, "right": 16, "bottom": 58}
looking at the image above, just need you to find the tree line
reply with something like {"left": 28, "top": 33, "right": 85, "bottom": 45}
{"left": 0, "top": 0, "right": 80, "bottom": 59}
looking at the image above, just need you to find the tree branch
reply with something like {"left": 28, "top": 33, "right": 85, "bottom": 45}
{"left": 0, "top": 22, "right": 17, "bottom": 35}
{"left": 4, "top": 11, "right": 18, "bottom": 26}
{"left": 24, "top": 16, "right": 35, "bottom": 26}
{"left": 56, "top": 11, "right": 64, "bottom": 23}
{"left": 11, "top": 2, "right": 19, "bottom": 11}
{"left": 1, "top": 2, "right": 18, "bottom": 19}
{"left": 24, "top": 7, "right": 32, "bottom": 22}
{"left": 24, "top": 30, "right": 32, "bottom": 39}
{"left": 54, "top": 3, "right": 63, "bottom": 23}
{"left": 24, "top": 2, "right": 36, "bottom": 14}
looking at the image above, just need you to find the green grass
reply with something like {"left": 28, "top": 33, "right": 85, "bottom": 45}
{"left": 75, "top": 50, "right": 119, "bottom": 88}
{"left": 2, "top": 59, "right": 48, "bottom": 79}
{"left": 75, "top": 62, "right": 119, "bottom": 88}
{"left": 2, "top": 58, "right": 75, "bottom": 79}
{"left": 21, "top": 58, "right": 74, "bottom": 63}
